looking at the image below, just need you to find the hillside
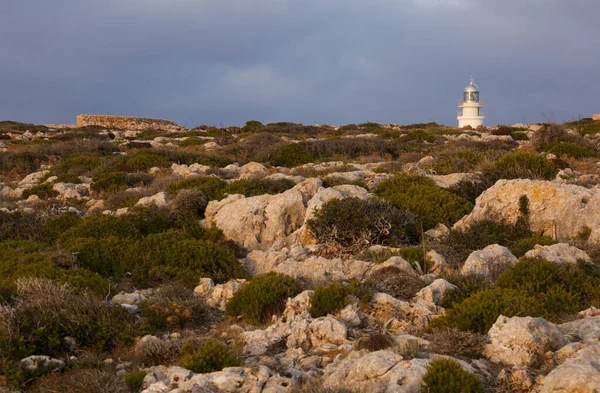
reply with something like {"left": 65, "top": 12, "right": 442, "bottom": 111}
{"left": 2, "top": 119, "right": 600, "bottom": 392}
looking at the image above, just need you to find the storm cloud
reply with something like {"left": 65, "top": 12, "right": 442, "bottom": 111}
{"left": 1, "top": 0, "right": 599, "bottom": 127}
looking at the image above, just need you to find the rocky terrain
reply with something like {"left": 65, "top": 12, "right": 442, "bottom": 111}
{"left": 2, "top": 119, "right": 600, "bottom": 392}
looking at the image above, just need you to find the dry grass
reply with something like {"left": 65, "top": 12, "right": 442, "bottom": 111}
{"left": 25, "top": 368, "right": 128, "bottom": 393}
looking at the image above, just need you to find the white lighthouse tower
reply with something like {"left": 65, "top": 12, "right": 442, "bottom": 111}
{"left": 457, "top": 77, "right": 485, "bottom": 129}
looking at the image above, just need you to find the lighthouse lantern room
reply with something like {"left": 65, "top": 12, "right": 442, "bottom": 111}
{"left": 457, "top": 77, "right": 485, "bottom": 129}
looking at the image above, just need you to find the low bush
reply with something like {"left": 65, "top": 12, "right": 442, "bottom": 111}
{"left": 307, "top": 197, "right": 418, "bottom": 254}
{"left": 123, "top": 370, "right": 146, "bottom": 392}
{"left": 242, "top": 120, "right": 264, "bottom": 133}
{"left": 139, "top": 284, "right": 206, "bottom": 330}
{"left": 21, "top": 183, "right": 59, "bottom": 199}
{"left": 401, "top": 130, "right": 437, "bottom": 143}
{"left": 133, "top": 335, "right": 182, "bottom": 366}
{"left": 440, "top": 273, "right": 492, "bottom": 308}
{"left": 446, "top": 178, "right": 491, "bottom": 205}
{"left": 303, "top": 138, "right": 403, "bottom": 161}
{"left": 180, "top": 338, "right": 242, "bottom": 373}
{"left": 496, "top": 258, "right": 600, "bottom": 316}
{"left": 169, "top": 189, "right": 209, "bottom": 222}
{"left": 91, "top": 172, "right": 154, "bottom": 193}
{"left": 511, "top": 131, "right": 529, "bottom": 140}
{"left": 367, "top": 266, "right": 424, "bottom": 300}
{"left": 375, "top": 175, "right": 473, "bottom": 231}
{"left": 309, "top": 280, "right": 371, "bottom": 318}
{"left": 0, "top": 278, "right": 137, "bottom": 360}
{"left": 509, "top": 233, "right": 556, "bottom": 258}
{"left": 53, "top": 155, "right": 103, "bottom": 176}
{"left": 224, "top": 178, "right": 296, "bottom": 197}
{"left": 269, "top": 143, "right": 315, "bottom": 167}
{"left": 432, "top": 149, "right": 485, "bottom": 175}
{"left": 178, "top": 137, "right": 206, "bottom": 147}
{"left": 40, "top": 213, "right": 81, "bottom": 244}
{"left": 430, "top": 288, "right": 547, "bottom": 333}
{"left": 126, "top": 151, "right": 171, "bottom": 171}
{"left": 424, "top": 328, "right": 486, "bottom": 358}
{"left": 354, "top": 333, "right": 394, "bottom": 351}
{"left": 167, "top": 176, "right": 227, "bottom": 200}
{"left": 483, "top": 151, "right": 558, "bottom": 181}
{"left": 26, "top": 368, "right": 128, "bottom": 393}
{"left": 226, "top": 272, "right": 300, "bottom": 325}
{"left": 66, "top": 229, "right": 243, "bottom": 287}
{"left": 0, "top": 151, "right": 48, "bottom": 176}
{"left": 422, "top": 358, "right": 484, "bottom": 393}
{"left": 545, "top": 141, "right": 599, "bottom": 159}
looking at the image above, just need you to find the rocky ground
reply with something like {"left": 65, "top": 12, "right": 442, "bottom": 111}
{"left": 2, "top": 119, "right": 600, "bottom": 392}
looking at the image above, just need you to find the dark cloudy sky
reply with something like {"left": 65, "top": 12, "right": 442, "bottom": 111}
{"left": 1, "top": 0, "right": 599, "bottom": 127}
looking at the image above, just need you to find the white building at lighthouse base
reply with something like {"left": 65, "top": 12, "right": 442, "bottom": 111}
{"left": 458, "top": 101, "right": 485, "bottom": 128}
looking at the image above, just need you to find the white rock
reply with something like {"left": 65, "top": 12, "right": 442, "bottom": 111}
{"left": 424, "top": 223, "right": 450, "bottom": 241}
{"left": 460, "top": 244, "right": 517, "bottom": 278}
{"left": 19, "top": 170, "right": 49, "bottom": 187}
{"left": 195, "top": 278, "right": 247, "bottom": 310}
{"left": 425, "top": 250, "right": 447, "bottom": 274}
{"left": 239, "top": 162, "right": 269, "bottom": 180}
{"left": 537, "top": 344, "right": 600, "bottom": 393}
{"left": 414, "top": 279, "right": 457, "bottom": 306}
{"left": 455, "top": 179, "right": 600, "bottom": 243}
{"left": 524, "top": 243, "right": 591, "bottom": 264}
{"left": 19, "top": 355, "right": 65, "bottom": 372}
{"left": 484, "top": 315, "right": 567, "bottom": 367}
{"left": 136, "top": 192, "right": 168, "bottom": 208}
{"left": 559, "top": 316, "right": 600, "bottom": 344}
{"left": 426, "top": 173, "right": 479, "bottom": 189}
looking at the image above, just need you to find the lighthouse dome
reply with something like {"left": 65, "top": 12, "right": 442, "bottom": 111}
{"left": 464, "top": 80, "right": 479, "bottom": 93}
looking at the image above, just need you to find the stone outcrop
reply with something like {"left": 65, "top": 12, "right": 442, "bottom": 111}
{"left": 454, "top": 179, "right": 600, "bottom": 243}
{"left": 524, "top": 243, "right": 591, "bottom": 264}
{"left": 141, "top": 364, "right": 295, "bottom": 393}
{"left": 414, "top": 279, "right": 457, "bottom": 306}
{"left": 484, "top": 315, "right": 567, "bottom": 367}
{"left": 460, "top": 244, "right": 517, "bottom": 278}
{"left": 136, "top": 192, "right": 168, "bottom": 208}
{"left": 537, "top": 344, "right": 600, "bottom": 393}
{"left": 558, "top": 316, "right": 600, "bottom": 344}
{"left": 204, "top": 179, "right": 370, "bottom": 251}
{"left": 194, "top": 278, "right": 247, "bottom": 311}
{"left": 77, "top": 114, "right": 184, "bottom": 132}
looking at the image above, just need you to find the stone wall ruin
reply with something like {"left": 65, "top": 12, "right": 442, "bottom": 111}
{"left": 76, "top": 114, "right": 184, "bottom": 131}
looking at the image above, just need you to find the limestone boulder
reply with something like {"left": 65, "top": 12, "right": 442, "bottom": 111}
{"left": 19, "top": 170, "right": 49, "bottom": 187}
{"left": 323, "top": 350, "right": 430, "bottom": 393}
{"left": 537, "top": 344, "right": 600, "bottom": 393}
{"left": 239, "top": 162, "right": 269, "bottom": 180}
{"left": 484, "top": 315, "right": 567, "bottom": 367}
{"left": 194, "top": 278, "right": 247, "bottom": 310}
{"left": 426, "top": 173, "right": 479, "bottom": 189}
{"left": 204, "top": 179, "right": 321, "bottom": 251}
{"left": 171, "top": 163, "right": 212, "bottom": 177}
{"left": 142, "top": 364, "right": 295, "bottom": 393}
{"left": 460, "top": 244, "right": 517, "bottom": 278}
{"left": 136, "top": 192, "right": 168, "bottom": 208}
{"left": 19, "top": 355, "right": 65, "bottom": 372}
{"left": 454, "top": 179, "right": 600, "bottom": 243}
{"left": 558, "top": 316, "right": 600, "bottom": 344}
{"left": 524, "top": 243, "right": 591, "bottom": 264}
{"left": 414, "top": 279, "right": 457, "bottom": 306}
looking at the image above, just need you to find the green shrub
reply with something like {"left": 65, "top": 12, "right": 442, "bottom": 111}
{"left": 123, "top": 370, "right": 146, "bottom": 392}
{"left": 0, "top": 151, "right": 48, "bottom": 176}
{"left": 431, "top": 288, "right": 547, "bottom": 333}
{"left": 447, "top": 220, "right": 532, "bottom": 265}
{"left": 354, "top": 333, "right": 395, "bottom": 351}
{"left": 484, "top": 151, "right": 557, "bottom": 181}
{"left": 40, "top": 213, "right": 81, "bottom": 244}
{"left": 509, "top": 233, "right": 556, "bottom": 258}
{"left": 307, "top": 197, "right": 418, "bottom": 254}
{"left": 126, "top": 151, "right": 171, "bottom": 170}
{"left": 0, "top": 240, "right": 112, "bottom": 301}
{"left": 60, "top": 214, "right": 142, "bottom": 242}
{"left": 91, "top": 172, "right": 153, "bottom": 193}
{"left": 55, "top": 173, "right": 82, "bottom": 183}
{"left": 180, "top": 338, "right": 241, "bottom": 373}
{"left": 433, "top": 149, "right": 485, "bottom": 175}
{"left": 178, "top": 137, "right": 206, "bottom": 147}
{"left": 545, "top": 141, "right": 599, "bottom": 159}
{"left": 422, "top": 358, "right": 484, "bottom": 393}
{"left": 139, "top": 284, "right": 206, "bottom": 330}
{"left": 226, "top": 272, "right": 300, "bottom": 325}
{"left": 224, "top": 178, "right": 296, "bottom": 197}
{"left": 440, "top": 273, "right": 491, "bottom": 309}
{"left": 375, "top": 175, "right": 473, "bottom": 230}
{"left": 511, "top": 131, "right": 529, "bottom": 140}
{"left": 447, "top": 179, "right": 490, "bottom": 205}
{"left": 167, "top": 176, "right": 227, "bottom": 200}
{"left": 169, "top": 189, "right": 209, "bottom": 222}
{"left": 303, "top": 138, "right": 403, "bottom": 161}
{"left": 402, "top": 130, "right": 436, "bottom": 143}
{"left": 66, "top": 229, "right": 244, "bottom": 287}
{"left": 242, "top": 120, "right": 264, "bottom": 133}
{"left": 270, "top": 143, "right": 315, "bottom": 167}
{"left": 22, "top": 183, "right": 59, "bottom": 199}
{"left": 309, "top": 280, "right": 371, "bottom": 318}
{"left": 0, "top": 277, "right": 137, "bottom": 360}
{"left": 53, "top": 155, "right": 103, "bottom": 175}
{"left": 496, "top": 258, "right": 600, "bottom": 316}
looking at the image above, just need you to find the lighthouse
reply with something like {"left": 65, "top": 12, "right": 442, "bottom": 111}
{"left": 457, "top": 77, "right": 485, "bottom": 129}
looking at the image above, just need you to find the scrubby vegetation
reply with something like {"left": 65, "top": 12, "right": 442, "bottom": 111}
{"left": 2, "top": 117, "right": 600, "bottom": 391}
{"left": 307, "top": 197, "right": 418, "bottom": 254}
{"left": 375, "top": 175, "right": 473, "bottom": 230}
{"left": 226, "top": 272, "right": 300, "bottom": 325}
